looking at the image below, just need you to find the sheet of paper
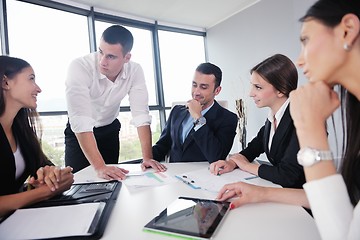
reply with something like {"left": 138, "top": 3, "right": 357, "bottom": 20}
{"left": 123, "top": 171, "right": 178, "bottom": 192}
{"left": 0, "top": 202, "right": 102, "bottom": 239}
{"left": 74, "top": 164, "right": 147, "bottom": 184}
{"left": 176, "top": 167, "right": 257, "bottom": 193}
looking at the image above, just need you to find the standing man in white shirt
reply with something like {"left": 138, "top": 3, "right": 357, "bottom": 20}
{"left": 64, "top": 25, "right": 166, "bottom": 180}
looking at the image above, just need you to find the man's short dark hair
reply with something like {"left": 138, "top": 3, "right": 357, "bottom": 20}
{"left": 101, "top": 25, "right": 134, "bottom": 55}
{"left": 196, "top": 62, "right": 222, "bottom": 88}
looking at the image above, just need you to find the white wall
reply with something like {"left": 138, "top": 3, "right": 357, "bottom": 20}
{"left": 206, "top": 0, "right": 317, "bottom": 155}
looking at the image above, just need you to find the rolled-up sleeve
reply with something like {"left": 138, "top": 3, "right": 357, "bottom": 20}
{"left": 65, "top": 58, "right": 96, "bottom": 133}
{"left": 128, "top": 65, "right": 151, "bottom": 127}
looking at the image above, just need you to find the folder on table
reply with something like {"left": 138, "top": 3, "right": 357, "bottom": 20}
{"left": 0, "top": 180, "right": 121, "bottom": 240}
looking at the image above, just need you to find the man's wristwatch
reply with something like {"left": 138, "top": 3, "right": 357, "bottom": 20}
{"left": 194, "top": 116, "right": 206, "bottom": 126}
{"left": 297, "top": 147, "right": 333, "bottom": 167}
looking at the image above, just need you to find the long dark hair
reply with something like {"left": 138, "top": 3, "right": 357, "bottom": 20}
{"left": 0, "top": 56, "right": 50, "bottom": 175}
{"left": 300, "top": 0, "right": 360, "bottom": 206}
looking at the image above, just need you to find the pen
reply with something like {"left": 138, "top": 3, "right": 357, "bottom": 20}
{"left": 207, "top": 166, "right": 224, "bottom": 175}
{"left": 175, "top": 176, "right": 201, "bottom": 189}
{"left": 244, "top": 175, "right": 259, "bottom": 180}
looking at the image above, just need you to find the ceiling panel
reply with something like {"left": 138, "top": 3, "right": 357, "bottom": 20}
{"left": 64, "top": 0, "right": 260, "bottom": 29}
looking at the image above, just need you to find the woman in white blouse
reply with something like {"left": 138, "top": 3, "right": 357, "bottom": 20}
{"left": 216, "top": 1, "right": 360, "bottom": 239}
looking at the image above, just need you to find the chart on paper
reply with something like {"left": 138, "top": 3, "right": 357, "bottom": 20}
{"left": 123, "top": 170, "right": 177, "bottom": 191}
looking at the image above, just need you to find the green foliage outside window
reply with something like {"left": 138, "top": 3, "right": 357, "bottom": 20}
{"left": 42, "top": 129, "right": 161, "bottom": 167}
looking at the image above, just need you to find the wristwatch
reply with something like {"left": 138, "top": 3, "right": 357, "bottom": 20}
{"left": 194, "top": 116, "right": 206, "bottom": 126}
{"left": 297, "top": 147, "right": 333, "bottom": 167}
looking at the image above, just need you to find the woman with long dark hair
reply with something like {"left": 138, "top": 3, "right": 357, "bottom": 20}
{"left": 0, "top": 56, "right": 73, "bottom": 218}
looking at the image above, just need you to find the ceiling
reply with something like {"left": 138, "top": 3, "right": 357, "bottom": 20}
{"left": 65, "top": 0, "right": 260, "bottom": 30}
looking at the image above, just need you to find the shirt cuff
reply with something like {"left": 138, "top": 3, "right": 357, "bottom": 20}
{"left": 193, "top": 123, "right": 205, "bottom": 131}
{"left": 69, "top": 116, "right": 95, "bottom": 133}
{"left": 130, "top": 114, "right": 152, "bottom": 127}
{"left": 304, "top": 174, "right": 353, "bottom": 240}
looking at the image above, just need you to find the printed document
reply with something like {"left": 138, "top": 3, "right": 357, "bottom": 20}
{"left": 176, "top": 167, "right": 257, "bottom": 193}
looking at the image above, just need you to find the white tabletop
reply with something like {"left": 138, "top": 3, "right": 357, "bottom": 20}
{"left": 75, "top": 162, "right": 321, "bottom": 240}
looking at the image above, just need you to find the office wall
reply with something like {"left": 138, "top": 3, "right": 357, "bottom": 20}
{"left": 206, "top": 0, "right": 323, "bottom": 155}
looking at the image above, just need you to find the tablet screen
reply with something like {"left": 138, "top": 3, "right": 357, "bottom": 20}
{"left": 144, "top": 197, "right": 230, "bottom": 239}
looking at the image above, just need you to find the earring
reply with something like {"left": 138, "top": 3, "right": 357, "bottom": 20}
{"left": 343, "top": 43, "right": 352, "bottom": 51}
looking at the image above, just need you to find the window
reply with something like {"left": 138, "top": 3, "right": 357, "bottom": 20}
{"left": 158, "top": 30, "right": 206, "bottom": 107}
{"left": 3, "top": 0, "right": 206, "bottom": 166}
{"left": 6, "top": 0, "right": 90, "bottom": 112}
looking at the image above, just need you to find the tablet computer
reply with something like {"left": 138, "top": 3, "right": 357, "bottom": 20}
{"left": 144, "top": 197, "right": 230, "bottom": 239}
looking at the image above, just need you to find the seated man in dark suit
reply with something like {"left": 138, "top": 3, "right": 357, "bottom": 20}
{"left": 152, "top": 62, "right": 238, "bottom": 163}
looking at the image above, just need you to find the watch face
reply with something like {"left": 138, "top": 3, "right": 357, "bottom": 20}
{"left": 302, "top": 149, "right": 316, "bottom": 166}
{"left": 298, "top": 147, "right": 333, "bottom": 167}
{"left": 298, "top": 148, "right": 316, "bottom": 167}
{"left": 195, "top": 117, "right": 206, "bottom": 125}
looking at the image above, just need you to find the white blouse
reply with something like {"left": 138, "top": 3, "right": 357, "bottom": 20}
{"left": 13, "top": 145, "right": 25, "bottom": 179}
{"left": 304, "top": 174, "right": 360, "bottom": 240}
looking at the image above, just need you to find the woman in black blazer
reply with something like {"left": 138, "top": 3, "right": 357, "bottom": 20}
{"left": 0, "top": 56, "right": 73, "bottom": 218}
{"left": 210, "top": 54, "right": 305, "bottom": 188}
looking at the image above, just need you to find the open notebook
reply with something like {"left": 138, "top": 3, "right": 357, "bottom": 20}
{"left": 0, "top": 180, "right": 121, "bottom": 240}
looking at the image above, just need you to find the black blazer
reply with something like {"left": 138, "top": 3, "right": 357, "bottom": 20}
{"left": 153, "top": 100, "right": 238, "bottom": 163}
{"left": 240, "top": 106, "right": 305, "bottom": 188}
{"left": 0, "top": 123, "right": 52, "bottom": 196}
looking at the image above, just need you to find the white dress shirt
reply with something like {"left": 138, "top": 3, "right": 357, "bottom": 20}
{"left": 65, "top": 52, "right": 151, "bottom": 133}
{"left": 304, "top": 174, "right": 360, "bottom": 240}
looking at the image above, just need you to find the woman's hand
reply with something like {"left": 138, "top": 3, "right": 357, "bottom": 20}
{"left": 28, "top": 166, "right": 73, "bottom": 191}
{"left": 289, "top": 82, "right": 339, "bottom": 148}
{"left": 209, "top": 159, "right": 236, "bottom": 175}
{"left": 34, "top": 169, "right": 74, "bottom": 198}
{"left": 216, "top": 181, "right": 267, "bottom": 209}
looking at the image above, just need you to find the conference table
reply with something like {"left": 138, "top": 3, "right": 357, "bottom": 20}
{"left": 74, "top": 162, "right": 321, "bottom": 240}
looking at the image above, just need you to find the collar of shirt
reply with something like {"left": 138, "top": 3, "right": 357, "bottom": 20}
{"left": 200, "top": 101, "right": 214, "bottom": 117}
{"left": 267, "top": 98, "right": 290, "bottom": 125}
{"left": 99, "top": 62, "right": 129, "bottom": 83}
{"left": 181, "top": 101, "right": 214, "bottom": 143}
